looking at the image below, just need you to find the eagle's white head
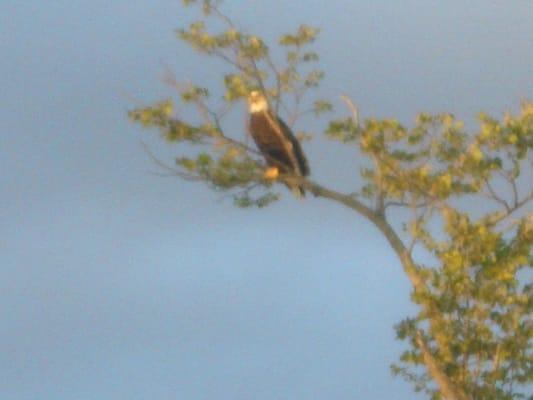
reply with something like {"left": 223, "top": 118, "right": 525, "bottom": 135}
{"left": 247, "top": 90, "right": 269, "bottom": 113}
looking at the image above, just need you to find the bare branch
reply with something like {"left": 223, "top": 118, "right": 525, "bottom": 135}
{"left": 488, "top": 190, "right": 533, "bottom": 226}
{"left": 484, "top": 178, "right": 511, "bottom": 212}
{"left": 283, "top": 175, "right": 425, "bottom": 289}
{"left": 264, "top": 54, "right": 284, "bottom": 114}
{"left": 510, "top": 176, "right": 519, "bottom": 208}
{"left": 141, "top": 142, "right": 203, "bottom": 182}
{"left": 340, "top": 94, "right": 360, "bottom": 128}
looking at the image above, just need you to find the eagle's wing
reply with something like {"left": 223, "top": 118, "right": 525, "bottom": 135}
{"left": 274, "top": 115, "right": 310, "bottom": 176}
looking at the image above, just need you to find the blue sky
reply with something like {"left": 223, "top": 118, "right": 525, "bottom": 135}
{"left": 1, "top": 1, "right": 532, "bottom": 399}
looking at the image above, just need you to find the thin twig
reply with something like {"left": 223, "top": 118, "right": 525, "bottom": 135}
{"left": 141, "top": 142, "right": 203, "bottom": 182}
{"left": 340, "top": 94, "right": 360, "bottom": 128}
{"left": 484, "top": 178, "right": 511, "bottom": 212}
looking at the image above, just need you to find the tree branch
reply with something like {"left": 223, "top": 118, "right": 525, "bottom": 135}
{"left": 416, "top": 331, "right": 470, "bottom": 400}
{"left": 292, "top": 177, "right": 425, "bottom": 289}
{"left": 141, "top": 142, "right": 203, "bottom": 182}
{"left": 283, "top": 175, "right": 473, "bottom": 400}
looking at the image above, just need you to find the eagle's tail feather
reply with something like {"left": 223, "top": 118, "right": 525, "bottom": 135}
{"left": 289, "top": 184, "right": 305, "bottom": 199}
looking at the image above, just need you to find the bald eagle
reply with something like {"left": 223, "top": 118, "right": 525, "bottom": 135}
{"left": 247, "top": 91, "right": 310, "bottom": 197}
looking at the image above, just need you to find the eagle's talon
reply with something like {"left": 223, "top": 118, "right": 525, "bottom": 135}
{"left": 263, "top": 167, "right": 279, "bottom": 180}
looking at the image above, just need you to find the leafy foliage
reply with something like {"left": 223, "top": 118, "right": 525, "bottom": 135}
{"left": 130, "top": 1, "right": 532, "bottom": 399}
{"left": 326, "top": 103, "right": 532, "bottom": 398}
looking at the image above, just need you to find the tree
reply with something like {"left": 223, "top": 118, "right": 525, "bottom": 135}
{"left": 129, "top": 1, "right": 533, "bottom": 399}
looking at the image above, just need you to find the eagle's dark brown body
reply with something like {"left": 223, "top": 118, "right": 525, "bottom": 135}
{"left": 249, "top": 111, "right": 309, "bottom": 177}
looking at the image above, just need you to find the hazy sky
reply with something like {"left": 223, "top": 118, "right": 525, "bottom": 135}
{"left": 1, "top": 1, "right": 532, "bottom": 399}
